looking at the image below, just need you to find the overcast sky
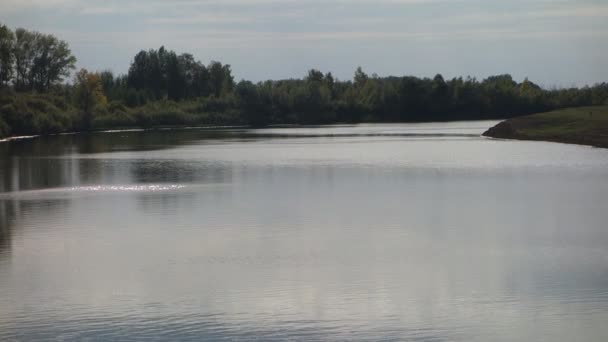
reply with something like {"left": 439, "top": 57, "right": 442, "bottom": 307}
{"left": 1, "top": 0, "right": 607, "bottom": 86}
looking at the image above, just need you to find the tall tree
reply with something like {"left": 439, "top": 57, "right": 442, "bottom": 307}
{"left": 0, "top": 24, "right": 15, "bottom": 87}
{"left": 31, "top": 33, "right": 77, "bottom": 91}
{"left": 208, "top": 61, "right": 234, "bottom": 97}
{"left": 354, "top": 66, "right": 369, "bottom": 89}
{"left": 13, "top": 28, "right": 37, "bottom": 90}
{"left": 11, "top": 28, "right": 75, "bottom": 91}
{"left": 127, "top": 50, "right": 149, "bottom": 90}
{"left": 127, "top": 48, "right": 163, "bottom": 99}
{"left": 165, "top": 51, "right": 186, "bottom": 101}
{"left": 236, "top": 80, "right": 267, "bottom": 126}
{"left": 74, "top": 68, "right": 107, "bottom": 129}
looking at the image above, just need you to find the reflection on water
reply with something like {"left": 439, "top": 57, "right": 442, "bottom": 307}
{"left": 0, "top": 200, "right": 16, "bottom": 254}
{"left": 1, "top": 122, "right": 608, "bottom": 341}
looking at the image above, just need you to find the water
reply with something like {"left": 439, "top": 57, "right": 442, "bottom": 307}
{"left": 1, "top": 122, "right": 608, "bottom": 341}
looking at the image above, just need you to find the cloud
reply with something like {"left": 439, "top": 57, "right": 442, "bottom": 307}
{"left": 148, "top": 14, "right": 258, "bottom": 25}
{"left": 0, "top": 0, "right": 451, "bottom": 14}
{"left": 0, "top": 0, "right": 80, "bottom": 12}
{"left": 448, "top": 3, "right": 608, "bottom": 24}
{"left": 538, "top": 4, "right": 608, "bottom": 18}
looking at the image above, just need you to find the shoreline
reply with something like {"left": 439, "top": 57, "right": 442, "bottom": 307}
{"left": 482, "top": 106, "right": 608, "bottom": 149}
{"left": 0, "top": 120, "right": 498, "bottom": 144}
{"left": 0, "top": 124, "right": 252, "bottom": 144}
{"left": 481, "top": 133, "right": 604, "bottom": 149}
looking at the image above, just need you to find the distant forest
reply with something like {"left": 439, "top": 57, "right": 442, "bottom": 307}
{"left": 1, "top": 24, "right": 608, "bottom": 138}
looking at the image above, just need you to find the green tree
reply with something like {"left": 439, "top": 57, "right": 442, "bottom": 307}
{"left": 165, "top": 51, "right": 186, "bottom": 101}
{"left": 127, "top": 48, "right": 163, "bottom": 99}
{"left": 354, "top": 66, "right": 369, "bottom": 89}
{"left": 13, "top": 28, "right": 37, "bottom": 90}
{"left": 99, "top": 70, "right": 115, "bottom": 97}
{"left": 236, "top": 80, "right": 267, "bottom": 126}
{"left": 179, "top": 53, "right": 209, "bottom": 98}
{"left": 431, "top": 74, "right": 448, "bottom": 114}
{"left": 74, "top": 68, "right": 107, "bottom": 129}
{"left": 208, "top": 61, "right": 234, "bottom": 97}
{"left": 35, "top": 34, "right": 76, "bottom": 91}
{"left": 324, "top": 72, "right": 335, "bottom": 97}
{"left": 306, "top": 69, "right": 324, "bottom": 83}
{"left": 11, "top": 28, "right": 75, "bottom": 91}
{"left": 0, "top": 24, "right": 15, "bottom": 87}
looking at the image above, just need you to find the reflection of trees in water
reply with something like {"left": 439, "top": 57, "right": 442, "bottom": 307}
{"left": 0, "top": 156, "right": 79, "bottom": 192}
{"left": 0, "top": 128, "right": 244, "bottom": 252}
{"left": 0, "top": 128, "right": 246, "bottom": 192}
{"left": 0, "top": 199, "right": 70, "bottom": 258}
{"left": 2, "top": 128, "right": 246, "bottom": 162}
{"left": 0, "top": 200, "right": 17, "bottom": 255}
{"left": 74, "top": 129, "right": 242, "bottom": 154}
{"left": 130, "top": 160, "right": 233, "bottom": 184}
{"left": 0, "top": 137, "right": 80, "bottom": 192}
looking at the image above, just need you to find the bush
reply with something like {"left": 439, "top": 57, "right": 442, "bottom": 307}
{"left": 0, "top": 93, "right": 76, "bottom": 135}
{"left": 132, "top": 101, "right": 195, "bottom": 127}
{"left": 0, "top": 116, "right": 9, "bottom": 138}
{"left": 92, "top": 110, "right": 137, "bottom": 129}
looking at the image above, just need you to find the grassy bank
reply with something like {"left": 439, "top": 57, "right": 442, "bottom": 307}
{"left": 0, "top": 90, "right": 246, "bottom": 139}
{"left": 483, "top": 106, "right": 608, "bottom": 148}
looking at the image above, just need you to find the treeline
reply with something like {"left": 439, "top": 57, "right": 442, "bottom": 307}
{"left": 100, "top": 49, "right": 608, "bottom": 126}
{"left": 1, "top": 23, "right": 608, "bottom": 138}
{"left": 97, "top": 48, "right": 235, "bottom": 107}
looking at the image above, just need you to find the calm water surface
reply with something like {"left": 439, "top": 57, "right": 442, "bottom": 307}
{"left": 1, "top": 122, "right": 608, "bottom": 341}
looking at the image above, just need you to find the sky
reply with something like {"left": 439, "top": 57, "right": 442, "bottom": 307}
{"left": 1, "top": 0, "right": 607, "bottom": 87}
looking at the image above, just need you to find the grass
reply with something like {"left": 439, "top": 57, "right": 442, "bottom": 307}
{"left": 483, "top": 106, "right": 608, "bottom": 148}
{"left": 0, "top": 92, "right": 245, "bottom": 139}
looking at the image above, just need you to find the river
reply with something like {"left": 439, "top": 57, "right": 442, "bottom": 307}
{"left": 1, "top": 121, "right": 608, "bottom": 341}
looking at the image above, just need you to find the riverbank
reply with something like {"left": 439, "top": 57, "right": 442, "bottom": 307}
{"left": 2, "top": 90, "right": 607, "bottom": 143}
{"left": 483, "top": 106, "right": 608, "bottom": 148}
{"left": 0, "top": 91, "right": 246, "bottom": 140}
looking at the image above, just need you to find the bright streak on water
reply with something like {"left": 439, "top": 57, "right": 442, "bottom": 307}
{"left": 0, "top": 185, "right": 189, "bottom": 201}
{"left": 69, "top": 185, "right": 186, "bottom": 192}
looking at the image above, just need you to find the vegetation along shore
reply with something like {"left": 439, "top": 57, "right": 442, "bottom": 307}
{"left": 1, "top": 24, "right": 608, "bottom": 140}
{"left": 483, "top": 106, "right": 608, "bottom": 148}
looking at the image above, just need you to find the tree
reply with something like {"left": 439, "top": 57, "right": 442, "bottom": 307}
{"left": 127, "top": 48, "right": 163, "bottom": 99}
{"left": 13, "top": 28, "right": 37, "bottom": 90}
{"left": 306, "top": 69, "right": 324, "bottom": 83}
{"left": 99, "top": 70, "right": 115, "bottom": 96}
{"left": 127, "top": 47, "right": 214, "bottom": 100}
{"left": 165, "top": 51, "right": 186, "bottom": 101}
{"left": 324, "top": 72, "right": 335, "bottom": 97}
{"left": 221, "top": 64, "right": 235, "bottom": 94}
{"left": 11, "top": 28, "right": 75, "bottom": 91}
{"left": 0, "top": 24, "right": 15, "bottom": 87}
{"left": 236, "top": 80, "right": 267, "bottom": 126}
{"left": 208, "top": 61, "right": 234, "bottom": 97}
{"left": 208, "top": 61, "right": 224, "bottom": 97}
{"left": 32, "top": 33, "right": 76, "bottom": 91}
{"left": 179, "top": 53, "right": 209, "bottom": 98}
{"left": 431, "top": 74, "right": 448, "bottom": 114}
{"left": 354, "top": 66, "right": 368, "bottom": 88}
{"left": 127, "top": 50, "right": 148, "bottom": 90}
{"left": 74, "top": 68, "right": 107, "bottom": 129}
